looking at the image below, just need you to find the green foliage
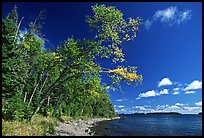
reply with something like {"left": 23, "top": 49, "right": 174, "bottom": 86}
{"left": 86, "top": 4, "right": 142, "bottom": 62}
{"left": 2, "top": 114, "right": 57, "bottom": 136}
{"left": 2, "top": 5, "right": 28, "bottom": 120}
{"left": 2, "top": 4, "right": 142, "bottom": 131}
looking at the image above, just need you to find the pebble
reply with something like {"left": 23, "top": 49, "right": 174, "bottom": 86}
{"left": 53, "top": 118, "right": 102, "bottom": 136}
{"left": 52, "top": 117, "right": 120, "bottom": 136}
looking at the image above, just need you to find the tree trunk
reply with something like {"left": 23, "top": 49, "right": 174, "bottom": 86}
{"left": 31, "top": 72, "right": 83, "bottom": 118}
{"left": 39, "top": 77, "right": 47, "bottom": 95}
{"left": 31, "top": 98, "right": 46, "bottom": 119}
{"left": 27, "top": 75, "right": 42, "bottom": 107}
{"left": 27, "top": 82, "right": 38, "bottom": 107}
{"left": 47, "top": 96, "right": 50, "bottom": 107}
{"left": 52, "top": 94, "right": 63, "bottom": 117}
{"left": 14, "top": 17, "right": 24, "bottom": 42}
{"left": 24, "top": 92, "right": 27, "bottom": 103}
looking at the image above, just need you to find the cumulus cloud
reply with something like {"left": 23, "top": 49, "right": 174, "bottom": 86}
{"left": 133, "top": 105, "right": 150, "bottom": 111}
{"left": 175, "top": 103, "right": 185, "bottom": 106}
{"left": 185, "top": 80, "right": 202, "bottom": 90}
{"left": 133, "top": 106, "right": 147, "bottom": 111}
{"left": 156, "top": 104, "right": 169, "bottom": 109}
{"left": 115, "top": 102, "right": 201, "bottom": 114}
{"left": 136, "top": 89, "right": 169, "bottom": 99}
{"left": 173, "top": 88, "right": 180, "bottom": 91}
{"left": 154, "top": 103, "right": 201, "bottom": 114}
{"left": 172, "top": 91, "right": 179, "bottom": 95}
{"left": 195, "top": 101, "right": 202, "bottom": 106}
{"left": 159, "top": 89, "right": 169, "bottom": 94}
{"left": 136, "top": 78, "right": 201, "bottom": 99}
{"left": 116, "top": 99, "right": 123, "bottom": 102}
{"left": 183, "top": 106, "right": 200, "bottom": 111}
{"left": 169, "top": 105, "right": 180, "bottom": 109}
{"left": 136, "top": 90, "right": 157, "bottom": 99}
{"left": 145, "top": 6, "right": 192, "bottom": 29}
{"left": 184, "top": 91, "right": 196, "bottom": 94}
{"left": 158, "top": 78, "right": 173, "bottom": 87}
{"left": 118, "top": 105, "right": 124, "bottom": 108}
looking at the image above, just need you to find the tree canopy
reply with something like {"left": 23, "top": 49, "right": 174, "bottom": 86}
{"left": 2, "top": 4, "right": 143, "bottom": 121}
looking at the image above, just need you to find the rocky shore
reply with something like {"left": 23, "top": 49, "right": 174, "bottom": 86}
{"left": 53, "top": 117, "right": 120, "bottom": 136}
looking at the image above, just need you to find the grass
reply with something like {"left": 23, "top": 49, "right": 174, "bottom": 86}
{"left": 2, "top": 114, "right": 58, "bottom": 136}
{"left": 2, "top": 114, "right": 119, "bottom": 136}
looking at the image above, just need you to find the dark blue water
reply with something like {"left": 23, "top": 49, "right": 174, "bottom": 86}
{"left": 91, "top": 114, "right": 202, "bottom": 136}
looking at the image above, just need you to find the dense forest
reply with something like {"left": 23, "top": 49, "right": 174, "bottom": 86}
{"left": 2, "top": 4, "right": 143, "bottom": 121}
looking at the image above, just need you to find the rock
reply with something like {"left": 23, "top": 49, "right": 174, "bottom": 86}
{"left": 52, "top": 118, "right": 108, "bottom": 136}
{"left": 73, "top": 123, "right": 78, "bottom": 126}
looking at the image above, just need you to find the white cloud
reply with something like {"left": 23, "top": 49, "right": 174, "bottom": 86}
{"left": 159, "top": 89, "right": 169, "bottom": 95}
{"left": 138, "top": 107, "right": 147, "bottom": 111}
{"left": 173, "top": 88, "right": 180, "bottom": 91}
{"left": 195, "top": 101, "right": 202, "bottom": 106}
{"left": 183, "top": 106, "right": 200, "bottom": 111}
{"left": 19, "top": 28, "right": 56, "bottom": 50}
{"left": 175, "top": 103, "right": 185, "bottom": 106}
{"left": 118, "top": 105, "right": 124, "bottom": 108}
{"left": 133, "top": 106, "right": 148, "bottom": 111}
{"left": 170, "top": 105, "right": 180, "bottom": 109}
{"left": 137, "top": 90, "right": 157, "bottom": 98}
{"left": 145, "top": 6, "right": 192, "bottom": 29}
{"left": 177, "top": 10, "right": 192, "bottom": 24}
{"left": 172, "top": 91, "right": 179, "bottom": 95}
{"left": 106, "top": 86, "right": 111, "bottom": 89}
{"left": 172, "top": 87, "right": 181, "bottom": 95}
{"left": 154, "top": 103, "right": 201, "bottom": 114}
{"left": 154, "top": 7, "right": 177, "bottom": 23}
{"left": 144, "top": 19, "right": 153, "bottom": 29}
{"left": 106, "top": 86, "right": 118, "bottom": 92}
{"left": 185, "top": 91, "right": 196, "bottom": 94}
{"left": 20, "top": 29, "right": 45, "bottom": 43}
{"left": 156, "top": 104, "right": 169, "bottom": 109}
{"left": 116, "top": 99, "right": 123, "bottom": 102}
{"left": 19, "top": 29, "right": 28, "bottom": 38}
{"left": 158, "top": 78, "right": 173, "bottom": 87}
{"left": 185, "top": 80, "right": 202, "bottom": 90}
{"left": 136, "top": 89, "right": 169, "bottom": 99}
{"left": 115, "top": 102, "right": 202, "bottom": 114}
{"left": 135, "top": 79, "right": 201, "bottom": 102}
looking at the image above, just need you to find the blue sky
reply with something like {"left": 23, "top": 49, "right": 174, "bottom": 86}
{"left": 2, "top": 2, "right": 202, "bottom": 114}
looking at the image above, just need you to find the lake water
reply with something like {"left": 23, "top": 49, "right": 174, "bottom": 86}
{"left": 91, "top": 114, "right": 202, "bottom": 136}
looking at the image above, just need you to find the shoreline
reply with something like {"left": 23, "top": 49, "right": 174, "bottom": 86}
{"left": 52, "top": 117, "right": 120, "bottom": 136}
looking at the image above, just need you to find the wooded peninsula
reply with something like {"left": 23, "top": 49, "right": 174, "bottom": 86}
{"left": 2, "top": 4, "right": 143, "bottom": 136}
